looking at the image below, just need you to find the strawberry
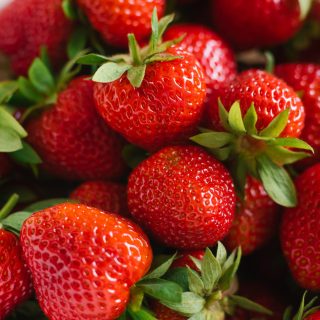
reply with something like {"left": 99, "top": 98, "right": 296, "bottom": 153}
{"left": 0, "top": 154, "right": 12, "bottom": 178}
{"left": 163, "top": 24, "right": 237, "bottom": 103}
{"left": 70, "top": 181, "right": 129, "bottom": 216}
{"left": 306, "top": 312, "right": 320, "bottom": 320}
{"left": 191, "top": 69, "right": 310, "bottom": 207}
{"left": 281, "top": 163, "right": 320, "bottom": 290}
{"left": 76, "top": 0, "right": 165, "bottom": 48}
{"left": 172, "top": 250, "right": 205, "bottom": 269}
{"left": 152, "top": 301, "right": 186, "bottom": 320}
{"left": 79, "top": 10, "right": 206, "bottom": 151}
{"left": 127, "top": 145, "right": 236, "bottom": 249}
{"left": 20, "top": 203, "right": 153, "bottom": 320}
{"left": 211, "top": 0, "right": 310, "bottom": 50}
{"left": 27, "top": 76, "right": 126, "bottom": 180}
{"left": 224, "top": 176, "right": 279, "bottom": 255}
{"left": 0, "top": 0, "right": 72, "bottom": 75}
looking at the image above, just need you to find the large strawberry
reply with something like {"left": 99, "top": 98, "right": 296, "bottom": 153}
{"left": 0, "top": 0, "right": 72, "bottom": 75}
{"left": 0, "top": 195, "right": 33, "bottom": 320}
{"left": 163, "top": 24, "right": 237, "bottom": 103}
{"left": 27, "top": 76, "right": 126, "bottom": 180}
{"left": 79, "top": 10, "right": 206, "bottom": 151}
{"left": 70, "top": 181, "right": 129, "bottom": 216}
{"left": 127, "top": 145, "right": 236, "bottom": 249}
{"left": 191, "top": 69, "right": 310, "bottom": 207}
{"left": 20, "top": 203, "right": 153, "bottom": 320}
{"left": 76, "top": 0, "right": 165, "bottom": 47}
{"left": 211, "top": 0, "right": 311, "bottom": 50}
{"left": 281, "top": 163, "right": 320, "bottom": 290}
{"left": 224, "top": 176, "right": 279, "bottom": 255}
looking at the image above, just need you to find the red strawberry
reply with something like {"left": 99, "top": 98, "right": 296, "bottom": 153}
{"left": 20, "top": 203, "right": 152, "bottom": 320}
{"left": 127, "top": 145, "right": 236, "bottom": 249}
{"left": 0, "top": 0, "right": 72, "bottom": 75}
{"left": 163, "top": 24, "right": 237, "bottom": 103}
{"left": 76, "top": 0, "right": 165, "bottom": 48}
{"left": 27, "top": 76, "right": 126, "bottom": 180}
{"left": 209, "top": 69, "right": 305, "bottom": 138}
{"left": 0, "top": 154, "right": 12, "bottom": 178}
{"left": 70, "top": 181, "right": 129, "bottom": 216}
{"left": 211, "top": 0, "right": 306, "bottom": 50}
{"left": 172, "top": 250, "right": 204, "bottom": 269}
{"left": 224, "top": 176, "right": 279, "bottom": 255}
{"left": 306, "top": 311, "right": 320, "bottom": 320}
{"left": 281, "top": 163, "right": 320, "bottom": 290}
{"left": 311, "top": 0, "right": 320, "bottom": 20}
{"left": 152, "top": 301, "right": 186, "bottom": 320}
{"left": 0, "top": 229, "right": 33, "bottom": 319}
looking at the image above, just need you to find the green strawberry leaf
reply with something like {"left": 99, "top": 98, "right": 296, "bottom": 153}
{"left": 201, "top": 248, "right": 222, "bottom": 293}
{"left": 127, "top": 308, "right": 157, "bottom": 320}
{"left": 243, "top": 103, "right": 258, "bottom": 134}
{"left": 218, "top": 99, "right": 231, "bottom": 131}
{"left": 0, "top": 194, "right": 20, "bottom": 221}
{"left": 230, "top": 295, "right": 273, "bottom": 315}
{"left": 264, "top": 51, "right": 275, "bottom": 73}
{"left": 283, "top": 307, "right": 293, "bottom": 320}
{"left": 24, "top": 198, "right": 75, "bottom": 213}
{"left": 259, "top": 109, "right": 289, "bottom": 138}
{"left": 68, "top": 27, "right": 89, "bottom": 59}
{"left": 28, "top": 58, "right": 56, "bottom": 94}
{"left": 208, "top": 146, "right": 232, "bottom": 161}
{"left": 136, "top": 279, "right": 183, "bottom": 303}
{"left": 216, "top": 242, "right": 227, "bottom": 266}
{"left": 265, "top": 146, "right": 310, "bottom": 166}
{"left": 128, "top": 34, "right": 142, "bottom": 65}
{"left": 18, "top": 77, "right": 44, "bottom": 102}
{"left": 127, "top": 65, "right": 146, "bottom": 88}
{"left": 6, "top": 300, "right": 48, "bottom": 320}
{"left": 0, "top": 81, "right": 18, "bottom": 104}
{"left": 187, "top": 267, "right": 204, "bottom": 295}
{"left": 228, "top": 101, "right": 246, "bottom": 134}
{"left": 117, "top": 311, "right": 127, "bottom": 320}
{"left": 161, "top": 292, "right": 206, "bottom": 316}
{"left": 165, "top": 267, "right": 189, "bottom": 292}
{"left": 0, "top": 107, "right": 27, "bottom": 138}
{"left": 122, "top": 144, "right": 147, "bottom": 169}
{"left": 257, "top": 154, "right": 297, "bottom": 207}
{"left": 149, "top": 8, "right": 159, "bottom": 54}
{"left": 158, "top": 13, "right": 175, "bottom": 39}
{"left": 189, "top": 257, "right": 202, "bottom": 271}
{"left": 0, "top": 126, "right": 23, "bottom": 152}
{"left": 298, "top": 0, "right": 313, "bottom": 19}
{"left": 40, "top": 47, "right": 52, "bottom": 72}
{"left": 190, "top": 132, "right": 234, "bottom": 149}
{"left": 92, "top": 62, "right": 131, "bottom": 83}
{"left": 268, "top": 137, "right": 314, "bottom": 151}
{"left": 144, "top": 253, "right": 177, "bottom": 280}
{"left": 1, "top": 211, "right": 33, "bottom": 236}
{"left": 10, "top": 141, "right": 42, "bottom": 165}
{"left": 62, "top": 0, "right": 78, "bottom": 20}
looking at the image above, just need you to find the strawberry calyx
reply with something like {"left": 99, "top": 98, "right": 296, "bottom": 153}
{"left": 155, "top": 243, "right": 272, "bottom": 320}
{"left": 191, "top": 101, "right": 313, "bottom": 207}
{"left": 298, "top": 0, "right": 313, "bottom": 20}
{"left": 77, "top": 8, "right": 184, "bottom": 88}
{"left": 283, "top": 292, "right": 320, "bottom": 320}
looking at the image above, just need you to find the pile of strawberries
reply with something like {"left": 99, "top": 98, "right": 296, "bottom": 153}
{"left": 1, "top": 0, "right": 320, "bottom": 319}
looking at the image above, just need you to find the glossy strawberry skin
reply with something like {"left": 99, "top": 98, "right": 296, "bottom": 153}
{"left": 127, "top": 145, "right": 236, "bottom": 249}
{"left": 152, "top": 301, "right": 186, "bottom": 320}
{"left": 27, "top": 77, "right": 126, "bottom": 181}
{"left": 224, "top": 177, "right": 279, "bottom": 255}
{"left": 306, "top": 311, "right": 320, "bottom": 320}
{"left": 163, "top": 24, "right": 237, "bottom": 102}
{"left": 94, "top": 48, "right": 206, "bottom": 151}
{"left": 0, "top": 154, "right": 12, "bottom": 178}
{"left": 0, "top": 229, "right": 33, "bottom": 320}
{"left": 76, "top": 0, "right": 165, "bottom": 48}
{"left": 70, "top": 181, "right": 129, "bottom": 216}
{"left": 20, "top": 203, "right": 152, "bottom": 320}
{"left": 209, "top": 70, "right": 305, "bottom": 138}
{"left": 211, "top": 0, "right": 302, "bottom": 50}
{"left": 0, "top": 0, "right": 72, "bottom": 75}
{"left": 281, "top": 164, "right": 320, "bottom": 290}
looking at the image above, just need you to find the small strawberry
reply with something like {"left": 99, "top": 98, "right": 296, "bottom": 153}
{"left": 211, "top": 0, "right": 311, "bottom": 50}
{"left": 127, "top": 145, "right": 236, "bottom": 249}
{"left": 70, "top": 181, "right": 129, "bottom": 216}
{"left": 76, "top": 0, "right": 165, "bottom": 47}
{"left": 20, "top": 203, "right": 153, "bottom": 320}
{"left": 27, "top": 76, "right": 126, "bottom": 180}
{"left": 0, "top": 195, "right": 33, "bottom": 320}
{"left": 79, "top": 10, "right": 207, "bottom": 151}
{"left": 224, "top": 176, "right": 280, "bottom": 255}
{"left": 191, "top": 69, "right": 310, "bottom": 207}
{"left": 281, "top": 163, "right": 320, "bottom": 290}
{"left": 163, "top": 24, "right": 237, "bottom": 103}
{"left": 0, "top": 0, "right": 72, "bottom": 75}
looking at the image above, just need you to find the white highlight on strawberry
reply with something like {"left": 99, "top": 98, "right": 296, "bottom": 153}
{"left": 0, "top": 0, "right": 13, "bottom": 11}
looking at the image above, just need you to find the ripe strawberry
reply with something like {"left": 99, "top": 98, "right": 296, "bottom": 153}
{"left": 0, "top": 229, "right": 33, "bottom": 320}
{"left": 281, "top": 163, "right": 320, "bottom": 290}
{"left": 163, "top": 24, "right": 237, "bottom": 103}
{"left": 20, "top": 203, "right": 153, "bottom": 320}
{"left": 0, "top": 154, "right": 12, "bottom": 178}
{"left": 211, "top": 0, "right": 307, "bottom": 50}
{"left": 209, "top": 70, "right": 305, "bottom": 138}
{"left": 306, "top": 311, "right": 320, "bottom": 320}
{"left": 76, "top": 0, "right": 165, "bottom": 47}
{"left": 27, "top": 76, "right": 126, "bottom": 180}
{"left": 172, "top": 250, "right": 204, "bottom": 269}
{"left": 152, "top": 301, "right": 186, "bottom": 320}
{"left": 224, "top": 176, "right": 279, "bottom": 255}
{"left": 127, "top": 145, "right": 236, "bottom": 249}
{"left": 80, "top": 11, "right": 206, "bottom": 151}
{"left": 70, "top": 181, "right": 129, "bottom": 216}
{"left": 0, "top": 0, "right": 72, "bottom": 75}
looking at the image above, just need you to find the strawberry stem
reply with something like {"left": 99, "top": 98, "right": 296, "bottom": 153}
{"left": 0, "top": 193, "right": 19, "bottom": 221}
